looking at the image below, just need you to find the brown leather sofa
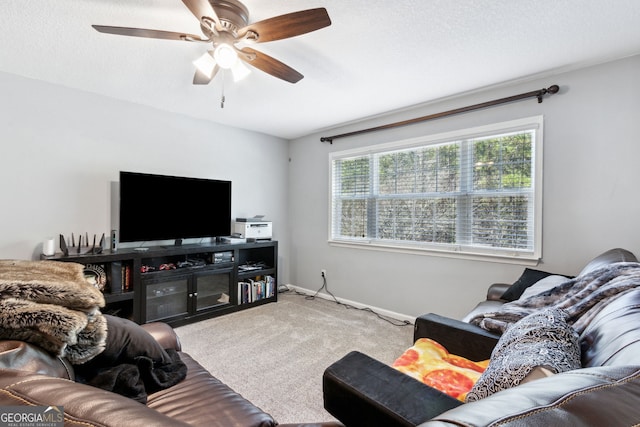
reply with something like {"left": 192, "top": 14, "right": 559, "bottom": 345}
{"left": 323, "top": 248, "right": 640, "bottom": 426}
{"left": 0, "top": 320, "right": 340, "bottom": 427}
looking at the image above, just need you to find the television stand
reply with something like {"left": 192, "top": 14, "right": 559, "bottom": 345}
{"left": 41, "top": 241, "right": 278, "bottom": 327}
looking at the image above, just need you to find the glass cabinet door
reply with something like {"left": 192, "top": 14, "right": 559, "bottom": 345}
{"left": 194, "top": 270, "right": 231, "bottom": 312}
{"left": 145, "top": 276, "right": 189, "bottom": 322}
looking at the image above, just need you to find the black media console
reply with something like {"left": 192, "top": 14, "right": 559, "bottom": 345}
{"left": 42, "top": 241, "right": 278, "bottom": 327}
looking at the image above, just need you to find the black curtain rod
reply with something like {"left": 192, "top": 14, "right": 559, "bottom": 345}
{"left": 320, "top": 84, "right": 559, "bottom": 144}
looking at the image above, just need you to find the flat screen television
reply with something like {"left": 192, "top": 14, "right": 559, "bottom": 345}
{"left": 119, "top": 171, "right": 231, "bottom": 244}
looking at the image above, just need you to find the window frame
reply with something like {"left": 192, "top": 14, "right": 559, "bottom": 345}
{"left": 328, "top": 116, "right": 544, "bottom": 263}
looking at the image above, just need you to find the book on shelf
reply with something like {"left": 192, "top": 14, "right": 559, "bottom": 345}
{"left": 105, "top": 261, "right": 133, "bottom": 294}
{"left": 122, "top": 263, "right": 132, "bottom": 292}
{"left": 238, "top": 275, "right": 275, "bottom": 305}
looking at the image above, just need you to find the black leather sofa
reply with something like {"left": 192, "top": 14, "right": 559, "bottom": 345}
{"left": 323, "top": 248, "right": 640, "bottom": 426}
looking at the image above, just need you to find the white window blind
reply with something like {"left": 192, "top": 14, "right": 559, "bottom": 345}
{"left": 329, "top": 117, "right": 543, "bottom": 260}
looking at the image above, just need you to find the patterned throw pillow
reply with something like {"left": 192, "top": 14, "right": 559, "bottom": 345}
{"left": 465, "top": 307, "right": 581, "bottom": 402}
{"left": 393, "top": 338, "right": 489, "bottom": 401}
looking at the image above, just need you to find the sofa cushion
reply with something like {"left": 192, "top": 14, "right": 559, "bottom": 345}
{"left": 148, "top": 351, "right": 277, "bottom": 427}
{"left": 580, "top": 288, "right": 640, "bottom": 367}
{"left": 461, "top": 300, "right": 505, "bottom": 324}
{"left": 500, "top": 268, "right": 554, "bottom": 301}
{"left": 466, "top": 307, "right": 581, "bottom": 402}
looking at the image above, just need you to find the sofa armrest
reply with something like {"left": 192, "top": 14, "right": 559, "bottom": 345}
{"left": 486, "top": 283, "right": 510, "bottom": 301}
{"left": 413, "top": 314, "right": 499, "bottom": 361}
{"left": 0, "top": 369, "right": 191, "bottom": 427}
{"left": 323, "top": 351, "right": 462, "bottom": 427}
{"left": 141, "top": 321, "right": 182, "bottom": 351}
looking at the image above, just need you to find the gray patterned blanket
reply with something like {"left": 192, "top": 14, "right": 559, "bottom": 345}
{"left": 469, "top": 262, "right": 640, "bottom": 335}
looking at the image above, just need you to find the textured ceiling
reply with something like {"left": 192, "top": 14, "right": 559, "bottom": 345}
{"left": 1, "top": 0, "right": 640, "bottom": 139}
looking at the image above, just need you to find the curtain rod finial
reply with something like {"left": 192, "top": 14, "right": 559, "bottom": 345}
{"left": 537, "top": 84, "right": 560, "bottom": 103}
{"left": 320, "top": 136, "right": 333, "bottom": 144}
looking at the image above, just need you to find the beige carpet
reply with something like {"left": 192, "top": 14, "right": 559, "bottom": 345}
{"left": 175, "top": 291, "right": 414, "bottom": 424}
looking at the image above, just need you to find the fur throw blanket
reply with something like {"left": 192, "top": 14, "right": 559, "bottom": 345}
{"left": 469, "top": 262, "right": 640, "bottom": 335}
{"left": 0, "top": 260, "right": 107, "bottom": 364}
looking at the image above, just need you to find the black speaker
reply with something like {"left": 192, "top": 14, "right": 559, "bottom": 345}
{"left": 111, "top": 229, "right": 118, "bottom": 252}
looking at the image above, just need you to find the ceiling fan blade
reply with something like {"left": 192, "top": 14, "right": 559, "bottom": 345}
{"left": 193, "top": 65, "right": 219, "bottom": 85}
{"left": 239, "top": 47, "right": 303, "bottom": 83}
{"left": 92, "top": 25, "right": 206, "bottom": 42}
{"left": 182, "top": 0, "right": 220, "bottom": 26}
{"left": 237, "top": 8, "right": 331, "bottom": 43}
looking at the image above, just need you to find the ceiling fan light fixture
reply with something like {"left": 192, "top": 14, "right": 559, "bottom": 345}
{"left": 193, "top": 51, "right": 216, "bottom": 78}
{"left": 231, "top": 59, "right": 251, "bottom": 82}
{"left": 213, "top": 43, "right": 238, "bottom": 69}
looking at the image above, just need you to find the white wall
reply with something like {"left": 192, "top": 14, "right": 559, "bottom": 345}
{"left": 288, "top": 55, "right": 640, "bottom": 320}
{"left": 3, "top": 55, "right": 639, "bottom": 321}
{"left": 0, "top": 72, "right": 291, "bottom": 283}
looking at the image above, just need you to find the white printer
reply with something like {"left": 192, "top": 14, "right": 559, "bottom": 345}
{"left": 234, "top": 217, "right": 272, "bottom": 240}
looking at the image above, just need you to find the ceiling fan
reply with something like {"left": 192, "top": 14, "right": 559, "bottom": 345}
{"left": 92, "top": 0, "right": 331, "bottom": 85}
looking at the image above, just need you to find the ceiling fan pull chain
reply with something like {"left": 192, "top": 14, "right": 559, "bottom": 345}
{"left": 220, "top": 70, "right": 227, "bottom": 108}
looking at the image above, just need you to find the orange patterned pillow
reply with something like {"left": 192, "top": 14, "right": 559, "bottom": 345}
{"left": 392, "top": 338, "right": 489, "bottom": 401}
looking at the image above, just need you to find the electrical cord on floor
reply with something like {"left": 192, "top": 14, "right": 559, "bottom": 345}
{"left": 288, "top": 275, "right": 412, "bottom": 327}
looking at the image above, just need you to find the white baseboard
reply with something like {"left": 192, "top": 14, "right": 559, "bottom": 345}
{"left": 283, "top": 284, "right": 416, "bottom": 325}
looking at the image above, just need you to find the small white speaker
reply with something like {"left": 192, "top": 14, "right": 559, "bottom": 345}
{"left": 42, "top": 238, "right": 56, "bottom": 256}
{"left": 111, "top": 229, "right": 118, "bottom": 252}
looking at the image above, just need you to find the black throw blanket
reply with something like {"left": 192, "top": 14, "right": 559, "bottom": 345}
{"left": 469, "top": 262, "right": 640, "bottom": 335}
{"left": 74, "top": 314, "right": 187, "bottom": 403}
{"left": 77, "top": 348, "right": 187, "bottom": 404}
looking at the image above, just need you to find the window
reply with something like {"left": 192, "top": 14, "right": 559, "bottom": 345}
{"left": 329, "top": 117, "right": 543, "bottom": 261}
